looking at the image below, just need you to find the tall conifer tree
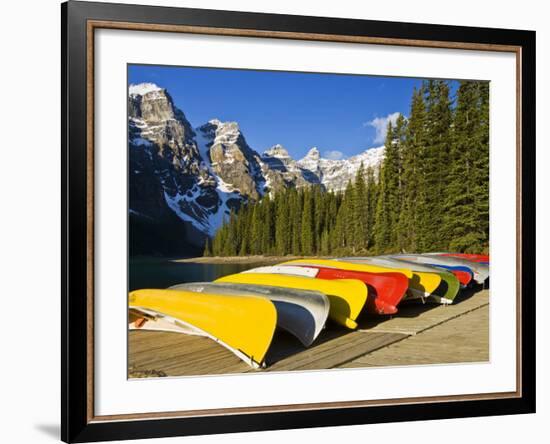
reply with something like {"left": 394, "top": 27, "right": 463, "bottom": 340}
{"left": 443, "top": 80, "right": 488, "bottom": 252}
{"left": 352, "top": 163, "right": 369, "bottom": 252}
{"left": 418, "top": 80, "right": 453, "bottom": 250}
{"left": 301, "top": 188, "right": 314, "bottom": 255}
{"left": 397, "top": 87, "right": 428, "bottom": 252}
{"left": 365, "top": 166, "right": 377, "bottom": 250}
{"left": 374, "top": 119, "right": 401, "bottom": 252}
{"left": 275, "top": 194, "right": 290, "bottom": 255}
{"left": 290, "top": 188, "right": 302, "bottom": 255}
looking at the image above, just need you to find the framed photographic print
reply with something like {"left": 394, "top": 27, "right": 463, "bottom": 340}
{"left": 62, "top": 1, "right": 536, "bottom": 442}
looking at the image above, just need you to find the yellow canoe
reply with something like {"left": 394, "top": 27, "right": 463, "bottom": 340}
{"left": 215, "top": 273, "right": 367, "bottom": 329}
{"left": 129, "top": 289, "right": 277, "bottom": 368}
{"left": 281, "top": 259, "right": 441, "bottom": 299}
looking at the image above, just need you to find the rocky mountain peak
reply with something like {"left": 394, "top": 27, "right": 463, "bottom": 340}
{"left": 196, "top": 119, "right": 263, "bottom": 201}
{"left": 304, "top": 146, "right": 321, "bottom": 160}
{"left": 128, "top": 83, "right": 180, "bottom": 124}
{"left": 129, "top": 82, "right": 163, "bottom": 97}
{"left": 263, "top": 144, "right": 290, "bottom": 159}
{"left": 297, "top": 145, "right": 386, "bottom": 191}
{"left": 128, "top": 83, "right": 199, "bottom": 168}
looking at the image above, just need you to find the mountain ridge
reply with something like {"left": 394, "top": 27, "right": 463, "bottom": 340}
{"left": 128, "top": 82, "right": 385, "bottom": 254}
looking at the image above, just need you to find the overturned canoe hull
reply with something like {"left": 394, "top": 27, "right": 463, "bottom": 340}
{"left": 450, "top": 270, "right": 473, "bottom": 287}
{"left": 281, "top": 258, "right": 413, "bottom": 278}
{"left": 282, "top": 258, "right": 432, "bottom": 301}
{"left": 216, "top": 272, "right": 367, "bottom": 329}
{"left": 129, "top": 289, "right": 277, "bottom": 368}
{"left": 169, "top": 282, "right": 329, "bottom": 347}
{"left": 244, "top": 264, "right": 407, "bottom": 315}
{"left": 439, "top": 253, "right": 489, "bottom": 263}
{"left": 427, "top": 270, "right": 460, "bottom": 304}
{"left": 391, "top": 254, "right": 489, "bottom": 284}
{"left": 367, "top": 257, "right": 460, "bottom": 304}
{"left": 420, "top": 263, "right": 473, "bottom": 286}
{"left": 336, "top": 257, "right": 442, "bottom": 301}
{"left": 308, "top": 267, "right": 409, "bottom": 315}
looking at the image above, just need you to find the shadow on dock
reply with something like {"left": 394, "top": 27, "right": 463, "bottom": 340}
{"left": 356, "top": 283, "right": 486, "bottom": 330}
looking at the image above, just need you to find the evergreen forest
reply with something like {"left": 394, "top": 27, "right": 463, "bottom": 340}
{"left": 206, "top": 80, "right": 489, "bottom": 257}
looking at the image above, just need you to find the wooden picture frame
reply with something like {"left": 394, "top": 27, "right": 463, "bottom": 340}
{"left": 62, "top": 1, "right": 535, "bottom": 442}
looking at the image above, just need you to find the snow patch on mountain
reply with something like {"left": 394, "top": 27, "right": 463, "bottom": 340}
{"left": 263, "top": 144, "right": 291, "bottom": 159}
{"left": 298, "top": 145, "right": 385, "bottom": 191}
{"left": 129, "top": 82, "right": 163, "bottom": 96}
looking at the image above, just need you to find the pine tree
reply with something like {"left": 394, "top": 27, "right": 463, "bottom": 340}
{"left": 239, "top": 205, "right": 251, "bottom": 255}
{"left": 290, "top": 188, "right": 302, "bottom": 255}
{"left": 250, "top": 205, "right": 262, "bottom": 254}
{"left": 374, "top": 119, "right": 401, "bottom": 253}
{"left": 313, "top": 186, "right": 325, "bottom": 254}
{"left": 442, "top": 80, "right": 488, "bottom": 252}
{"left": 418, "top": 80, "right": 453, "bottom": 251}
{"left": 301, "top": 188, "right": 314, "bottom": 255}
{"left": 320, "top": 228, "right": 330, "bottom": 255}
{"left": 394, "top": 114, "right": 407, "bottom": 192}
{"left": 352, "top": 162, "right": 368, "bottom": 252}
{"left": 392, "top": 115, "right": 407, "bottom": 249}
{"left": 473, "top": 81, "right": 490, "bottom": 251}
{"left": 365, "top": 166, "right": 377, "bottom": 250}
{"left": 275, "top": 194, "right": 290, "bottom": 255}
{"left": 212, "top": 221, "right": 228, "bottom": 256}
{"left": 333, "top": 197, "right": 347, "bottom": 253}
{"left": 397, "top": 87, "right": 428, "bottom": 252}
{"left": 335, "top": 181, "right": 355, "bottom": 253}
{"left": 222, "top": 209, "right": 237, "bottom": 256}
{"left": 259, "top": 196, "right": 272, "bottom": 253}
{"left": 203, "top": 237, "right": 211, "bottom": 256}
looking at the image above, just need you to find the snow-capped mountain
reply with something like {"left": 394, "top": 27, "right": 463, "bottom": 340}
{"left": 260, "top": 144, "right": 316, "bottom": 190}
{"left": 128, "top": 83, "right": 385, "bottom": 255}
{"left": 297, "top": 146, "right": 385, "bottom": 191}
{"left": 196, "top": 119, "right": 266, "bottom": 201}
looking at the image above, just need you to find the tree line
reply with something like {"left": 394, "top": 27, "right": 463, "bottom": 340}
{"left": 205, "top": 79, "right": 489, "bottom": 257}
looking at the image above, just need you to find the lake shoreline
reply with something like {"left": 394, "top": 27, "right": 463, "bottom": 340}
{"left": 172, "top": 255, "right": 332, "bottom": 264}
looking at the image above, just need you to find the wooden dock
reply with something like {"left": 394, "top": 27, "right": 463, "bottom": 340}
{"left": 128, "top": 286, "right": 489, "bottom": 378}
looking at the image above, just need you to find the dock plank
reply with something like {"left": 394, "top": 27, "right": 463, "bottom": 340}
{"left": 341, "top": 304, "right": 489, "bottom": 368}
{"left": 357, "top": 288, "right": 489, "bottom": 335}
{"left": 269, "top": 332, "right": 406, "bottom": 371}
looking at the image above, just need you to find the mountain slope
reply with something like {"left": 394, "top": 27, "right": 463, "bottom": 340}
{"left": 128, "top": 83, "right": 385, "bottom": 255}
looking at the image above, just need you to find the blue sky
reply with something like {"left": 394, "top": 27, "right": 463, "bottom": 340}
{"left": 129, "top": 64, "right": 442, "bottom": 160}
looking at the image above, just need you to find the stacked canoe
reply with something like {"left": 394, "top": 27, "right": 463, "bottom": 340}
{"left": 129, "top": 252, "right": 489, "bottom": 369}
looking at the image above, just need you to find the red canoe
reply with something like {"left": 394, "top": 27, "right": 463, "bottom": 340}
{"left": 440, "top": 253, "right": 489, "bottom": 263}
{"left": 295, "top": 265, "right": 409, "bottom": 315}
{"left": 452, "top": 270, "right": 473, "bottom": 286}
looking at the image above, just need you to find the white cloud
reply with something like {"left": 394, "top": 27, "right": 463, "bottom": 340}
{"left": 323, "top": 150, "right": 345, "bottom": 160}
{"left": 364, "top": 112, "right": 401, "bottom": 144}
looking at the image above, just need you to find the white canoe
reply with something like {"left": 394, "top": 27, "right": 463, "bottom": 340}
{"left": 169, "top": 281, "right": 330, "bottom": 347}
